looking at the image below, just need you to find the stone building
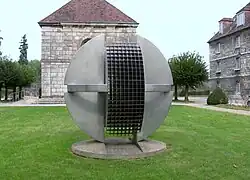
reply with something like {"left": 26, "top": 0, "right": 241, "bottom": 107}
{"left": 208, "top": 2, "right": 250, "bottom": 106}
{"left": 38, "top": 0, "right": 138, "bottom": 103}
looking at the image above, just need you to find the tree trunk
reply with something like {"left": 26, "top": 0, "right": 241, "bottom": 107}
{"left": 13, "top": 86, "right": 16, "bottom": 102}
{"left": 19, "top": 86, "right": 23, "bottom": 99}
{"left": 5, "top": 86, "right": 8, "bottom": 101}
{"left": 174, "top": 85, "right": 178, "bottom": 100}
{"left": 184, "top": 85, "right": 189, "bottom": 102}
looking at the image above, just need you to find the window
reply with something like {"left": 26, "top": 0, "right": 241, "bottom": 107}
{"left": 236, "top": 81, "right": 240, "bottom": 94}
{"left": 216, "top": 61, "right": 220, "bottom": 71}
{"left": 216, "top": 80, "right": 221, "bottom": 88}
{"left": 235, "top": 35, "right": 241, "bottom": 48}
{"left": 219, "top": 22, "right": 224, "bottom": 33}
{"left": 236, "top": 57, "right": 241, "bottom": 69}
{"left": 215, "top": 43, "right": 221, "bottom": 54}
{"left": 80, "top": 38, "right": 91, "bottom": 47}
{"left": 237, "top": 12, "right": 245, "bottom": 26}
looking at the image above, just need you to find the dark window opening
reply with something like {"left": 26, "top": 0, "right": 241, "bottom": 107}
{"left": 216, "top": 80, "right": 221, "bottom": 88}
{"left": 80, "top": 38, "right": 91, "bottom": 47}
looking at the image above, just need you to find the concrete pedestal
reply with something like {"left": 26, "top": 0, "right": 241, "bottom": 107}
{"left": 71, "top": 138, "right": 168, "bottom": 159}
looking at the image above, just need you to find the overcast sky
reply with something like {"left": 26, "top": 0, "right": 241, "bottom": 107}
{"left": 0, "top": 0, "right": 249, "bottom": 65}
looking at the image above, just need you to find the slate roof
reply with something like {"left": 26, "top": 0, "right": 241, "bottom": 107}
{"left": 208, "top": 2, "right": 250, "bottom": 43}
{"left": 38, "top": 0, "right": 138, "bottom": 26}
{"left": 219, "top": 18, "right": 233, "bottom": 22}
{"left": 237, "top": 2, "right": 250, "bottom": 14}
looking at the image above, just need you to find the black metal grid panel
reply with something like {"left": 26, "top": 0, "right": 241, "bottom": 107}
{"left": 105, "top": 43, "right": 145, "bottom": 136}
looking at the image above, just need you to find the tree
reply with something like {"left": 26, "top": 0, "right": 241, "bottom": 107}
{"left": 169, "top": 56, "right": 181, "bottom": 100}
{"left": 171, "top": 51, "right": 208, "bottom": 102}
{"left": 29, "top": 59, "right": 41, "bottom": 83}
{"left": 0, "top": 58, "right": 36, "bottom": 101}
{"left": 7, "top": 62, "right": 22, "bottom": 101}
{"left": 19, "top": 34, "right": 28, "bottom": 65}
{"left": 28, "top": 59, "right": 41, "bottom": 97}
{"left": 17, "top": 64, "right": 36, "bottom": 99}
{"left": 0, "top": 57, "right": 18, "bottom": 101}
{"left": 0, "top": 32, "right": 4, "bottom": 100}
{"left": 0, "top": 59, "right": 4, "bottom": 100}
{"left": 0, "top": 30, "right": 3, "bottom": 56}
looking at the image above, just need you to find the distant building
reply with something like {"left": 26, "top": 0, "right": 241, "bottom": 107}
{"left": 208, "top": 3, "right": 250, "bottom": 106}
{"left": 38, "top": 0, "right": 138, "bottom": 103}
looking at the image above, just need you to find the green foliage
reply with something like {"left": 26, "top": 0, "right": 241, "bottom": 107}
{"left": 179, "top": 89, "right": 210, "bottom": 97}
{"left": 0, "top": 57, "right": 36, "bottom": 101}
{"left": 0, "top": 59, "right": 3, "bottom": 86}
{"left": 168, "top": 56, "right": 180, "bottom": 85}
{"left": 29, "top": 59, "right": 41, "bottom": 83}
{"left": 18, "top": 34, "right": 28, "bottom": 65}
{"left": 0, "top": 57, "right": 19, "bottom": 100}
{"left": 169, "top": 51, "right": 208, "bottom": 102}
{"left": 207, "top": 87, "right": 228, "bottom": 105}
{"left": 18, "top": 64, "right": 36, "bottom": 87}
{"left": 5, "top": 61, "right": 21, "bottom": 87}
{"left": 169, "top": 57, "right": 181, "bottom": 100}
{"left": 0, "top": 30, "right": 3, "bottom": 56}
{"left": 173, "top": 51, "right": 208, "bottom": 88}
{"left": 0, "top": 33, "right": 36, "bottom": 101}
{"left": 0, "top": 57, "right": 18, "bottom": 87}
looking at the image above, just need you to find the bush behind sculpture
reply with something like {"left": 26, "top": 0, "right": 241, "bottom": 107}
{"left": 207, "top": 87, "right": 228, "bottom": 105}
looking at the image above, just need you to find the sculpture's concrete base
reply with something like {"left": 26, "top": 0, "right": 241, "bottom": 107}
{"left": 71, "top": 138, "right": 168, "bottom": 159}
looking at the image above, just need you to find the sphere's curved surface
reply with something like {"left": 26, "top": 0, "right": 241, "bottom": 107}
{"left": 65, "top": 35, "right": 106, "bottom": 142}
{"left": 64, "top": 34, "right": 173, "bottom": 142}
{"left": 137, "top": 36, "right": 173, "bottom": 140}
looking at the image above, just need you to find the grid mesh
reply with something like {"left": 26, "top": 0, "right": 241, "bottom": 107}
{"left": 105, "top": 43, "right": 145, "bottom": 136}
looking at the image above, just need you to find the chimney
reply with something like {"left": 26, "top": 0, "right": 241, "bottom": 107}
{"left": 219, "top": 18, "right": 233, "bottom": 34}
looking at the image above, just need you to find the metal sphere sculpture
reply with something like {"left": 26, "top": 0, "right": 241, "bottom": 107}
{"left": 64, "top": 34, "right": 173, "bottom": 151}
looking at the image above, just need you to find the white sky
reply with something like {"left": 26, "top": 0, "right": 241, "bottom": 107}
{"left": 0, "top": 0, "right": 249, "bottom": 66}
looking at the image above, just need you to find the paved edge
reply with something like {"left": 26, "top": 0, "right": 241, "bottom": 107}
{"left": 173, "top": 102, "right": 250, "bottom": 116}
{"left": 71, "top": 139, "right": 169, "bottom": 160}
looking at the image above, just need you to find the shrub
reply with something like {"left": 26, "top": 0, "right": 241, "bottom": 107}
{"left": 207, "top": 87, "right": 228, "bottom": 105}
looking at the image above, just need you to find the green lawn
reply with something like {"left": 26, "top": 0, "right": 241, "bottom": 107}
{"left": 1, "top": 106, "right": 250, "bottom": 180}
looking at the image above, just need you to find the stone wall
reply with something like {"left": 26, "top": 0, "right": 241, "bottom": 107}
{"left": 41, "top": 62, "right": 69, "bottom": 97}
{"left": 209, "top": 28, "right": 250, "bottom": 106}
{"left": 40, "top": 25, "right": 137, "bottom": 102}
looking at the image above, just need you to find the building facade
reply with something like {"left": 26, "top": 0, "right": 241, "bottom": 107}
{"left": 38, "top": 0, "right": 138, "bottom": 103}
{"left": 208, "top": 3, "right": 250, "bottom": 106}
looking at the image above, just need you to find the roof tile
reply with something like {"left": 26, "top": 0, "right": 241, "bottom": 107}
{"left": 208, "top": 2, "right": 250, "bottom": 43}
{"left": 38, "top": 0, "right": 138, "bottom": 26}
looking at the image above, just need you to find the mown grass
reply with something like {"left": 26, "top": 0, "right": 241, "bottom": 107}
{"left": 0, "top": 106, "right": 250, "bottom": 180}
